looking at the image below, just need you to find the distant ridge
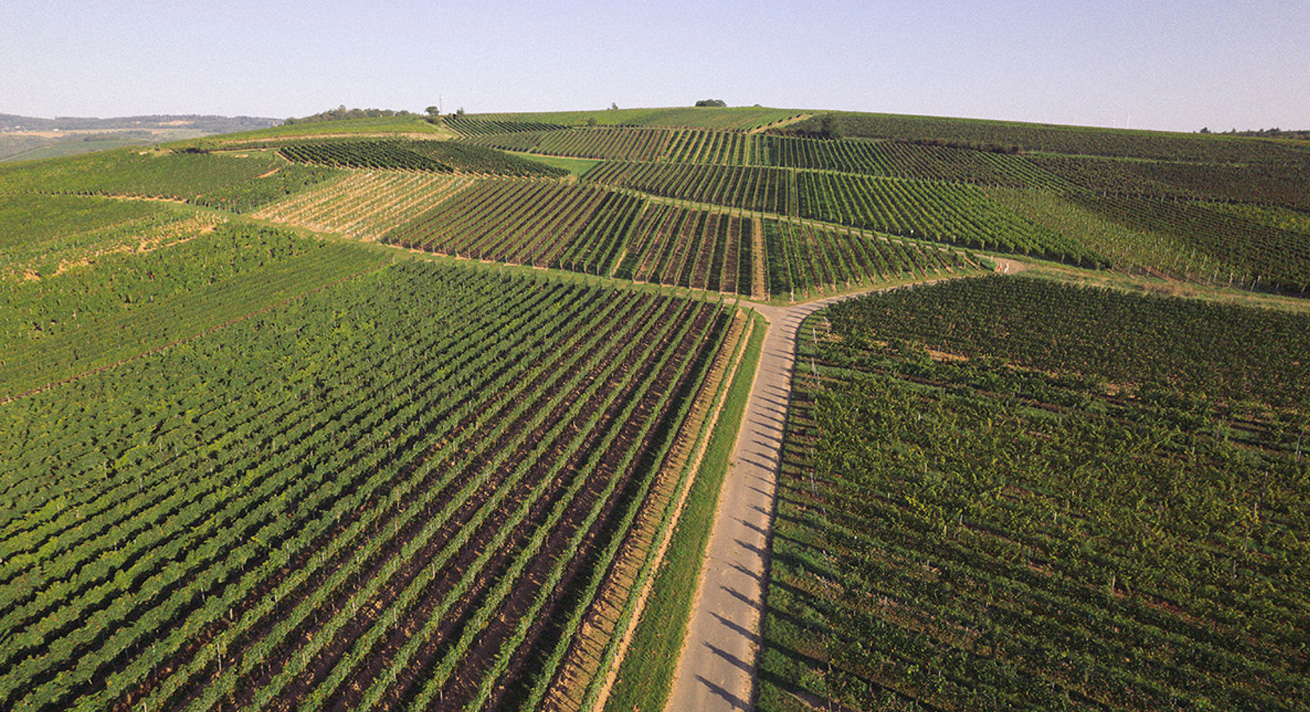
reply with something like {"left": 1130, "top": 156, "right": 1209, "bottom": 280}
{"left": 0, "top": 113, "right": 279, "bottom": 133}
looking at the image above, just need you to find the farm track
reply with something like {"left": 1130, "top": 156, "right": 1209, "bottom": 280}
{"left": 751, "top": 217, "right": 768, "bottom": 300}
{"left": 664, "top": 270, "right": 990, "bottom": 712}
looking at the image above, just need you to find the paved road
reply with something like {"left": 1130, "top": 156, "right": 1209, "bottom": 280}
{"left": 662, "top": 273, "right": 985, "bottom": 712}
{"left": 662, "top": 292, "right": 863, "bottom": 712}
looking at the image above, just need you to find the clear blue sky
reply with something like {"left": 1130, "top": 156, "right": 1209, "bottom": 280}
{"left": 4, "top": 0, "right": 1307, "bottom": 132}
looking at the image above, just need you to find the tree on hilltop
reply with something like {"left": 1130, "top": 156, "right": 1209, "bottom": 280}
{"left": 695, "top": 99, "right": 727, "bottom": 108}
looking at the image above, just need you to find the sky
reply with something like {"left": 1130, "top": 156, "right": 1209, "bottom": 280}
{"left": 4, "top": 0, "right": 1308, "bottom": 133}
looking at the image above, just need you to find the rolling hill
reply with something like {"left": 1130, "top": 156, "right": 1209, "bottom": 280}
{"left": 1, "top": 105, "right": 1306, "bottom": 712}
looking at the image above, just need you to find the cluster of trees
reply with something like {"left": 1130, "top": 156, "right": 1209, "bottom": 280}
{"left": 283, "top": 106, "right": 417, "bottom": 125}
{"left": 1201, "top": 127, "right": 1310, "bottom": 140}
{"left": 694, "top": 99, "right": 727, "bottom": 108}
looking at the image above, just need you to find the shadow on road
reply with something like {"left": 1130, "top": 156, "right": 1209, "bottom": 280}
{"left": 695, "top": 675, "right": 750, "bottom": 711}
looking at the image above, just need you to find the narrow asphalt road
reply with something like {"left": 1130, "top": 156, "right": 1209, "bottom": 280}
{"left": 662, "top": 269, "right": 996, "bottom": 712}
{"left": 663, "top": 291, "right": 867, "bottom": 712}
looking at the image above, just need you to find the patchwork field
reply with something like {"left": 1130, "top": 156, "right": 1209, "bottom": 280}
{"left": 1, "top": 105, "right": 1306, "bottom": 711}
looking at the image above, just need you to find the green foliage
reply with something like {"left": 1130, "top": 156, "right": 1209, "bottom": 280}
{"left": 0, "top": 262, "right": 730, "bottom": 712}
{"left": 1069, "top": 193, "right": 1310, "bottom": 293}
{"left": 761, "top": 278, "right": 1310, "bottom": 711}
{"left": 604, "top": 313, "right": 767, "bottom": 712}
{"left": 827, "top": 274, "right": 1310, "bottom": 409}
{"left": 444, "top": 117, "right": 571, "bottom": 136}
{"left": 283, "top": 106, "right": 416, "bottom": 125}
{"left": 467, "top": 106, "right": 807, "bottom": 131}
{"left": 0, "top": 222, "right": 375, "bottom": 396}
{"left": 760, "top": 219, "right": 981, "bottom": 300}
{"left": 463, "top": 127, "right": 674, "bottom": 162}
{"left": 585, "top": 161, "right": 792, "bottom": 213}
{"left": 795, "top": 171, "right": 1099, "bottom": 263}
{"left": 275, "top": 137, "right": 567, "bottom": 177}
{"left": 0, "top": 148, "right": 338, "bottom": 212}
{"left": 765, "top": 135, "right": 1063, "bottom": 188}
{"left": 184, "top": 115, "right": 451, "bottom": 144}
{"left": 612, "top": 204, "right": 756, "bottom": 293}
{"left": 385, "top": 179, "right": 635, "bottom": 271}
{"left": 252, "top": 171, "right": 473, "bottom": 240}
{"left": 1034, "top": 153, "right": 1310, "bottom": 211}
{"left": 783, "top": 111, "right": 1310, "bottom": 164}
{"left": 462, "top": 127, "right": 763, "bottom": 165}
{"left": 0, "top": 194, "right": 173, "bottom": 275}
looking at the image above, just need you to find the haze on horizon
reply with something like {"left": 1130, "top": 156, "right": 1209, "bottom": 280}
{"left": 4, "top": 0, "right": 1307, "bottom": 134}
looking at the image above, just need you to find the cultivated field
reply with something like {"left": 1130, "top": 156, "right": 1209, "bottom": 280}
{"left": 763, "top": 276, "right": 1309, "bottom": 711}
{"left": 1, "top": 104, "right": 1306, "bottom": 712}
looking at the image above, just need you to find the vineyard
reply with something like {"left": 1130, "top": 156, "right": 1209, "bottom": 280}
{"left": 1, "top": 193, "right": 183, "bottom": 279}
{"left": 459, "top": 128, "right": 674, "bottom": 163}
{"left": 444, "top": 117, "right": 570, "bottom": 135}
{"left": 583, "top": 161, "right": 791, "bottom": 214}
{"left": 370, "top": 174, "right": 983, "bottom": 298}
{"left": 780, "top": 110, "right": 1310, "bottom": 164}
{"left": 611, "top": 204, "right": 754, "bottom": 293}
{"left": 382, "top": 179, "right": 640, "bottom": 270}
{"left": 3, "top": 102, "right": 1309, "bottom": 712}
{"left": 793, "top": 171, "right": 1102, "bottom": 263}
{"left": 274, "top": 137, "right": 566, "bottom": 177}
{"left": 460, "top": 127, "right": 764, "bottom": 165}
{"left": 764, "top": 135, "right": 1064, "bottom": 189}
{"left": 0, "top": 261, "right": 734, "bottom": 712}
{"left": 0, "top": 222, "right": 377, "bottom": 398}
{"left": 759, "top": 219, "right": 979, "bottom": 299}
{"left": 0, "top": 148, "right": 338, "bottom": 212}
{"left": 461, "top": 106, "right": 807, "bottom": 131}
{"left": 1070, "top": 193, "right": 1310, "bottom": 292}
{"left": 1032, "top": 154, "right": 1310, "bottom": 210}
{"left": 761, "top": 275, "right": 1310, "bottom": 711}
{"left": 253, "top": 171, "right": 473, "bottom": 241}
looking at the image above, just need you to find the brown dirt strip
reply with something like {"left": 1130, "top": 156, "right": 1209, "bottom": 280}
{"left": 747, "top": 114, "right": 814, "bottom": 134}
{"left": 751, "top": 216, "right": 768, "bottom": 300}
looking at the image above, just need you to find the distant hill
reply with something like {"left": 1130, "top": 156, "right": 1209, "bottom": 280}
{"left": 0, "top": 113, "right": 281, "bottom": 162}
{"left": 0, "top": 113, "right": 279, "bottom": 133}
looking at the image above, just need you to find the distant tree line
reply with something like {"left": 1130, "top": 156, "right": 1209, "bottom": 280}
{"left": 695, "top": 99, "right": 727, "bottom": 108}
{"left": 1202, "top": 127, "right": 1310, "bottom": 141}
{"left": 283, "top": 106, "right": 418, "bottom": 126}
